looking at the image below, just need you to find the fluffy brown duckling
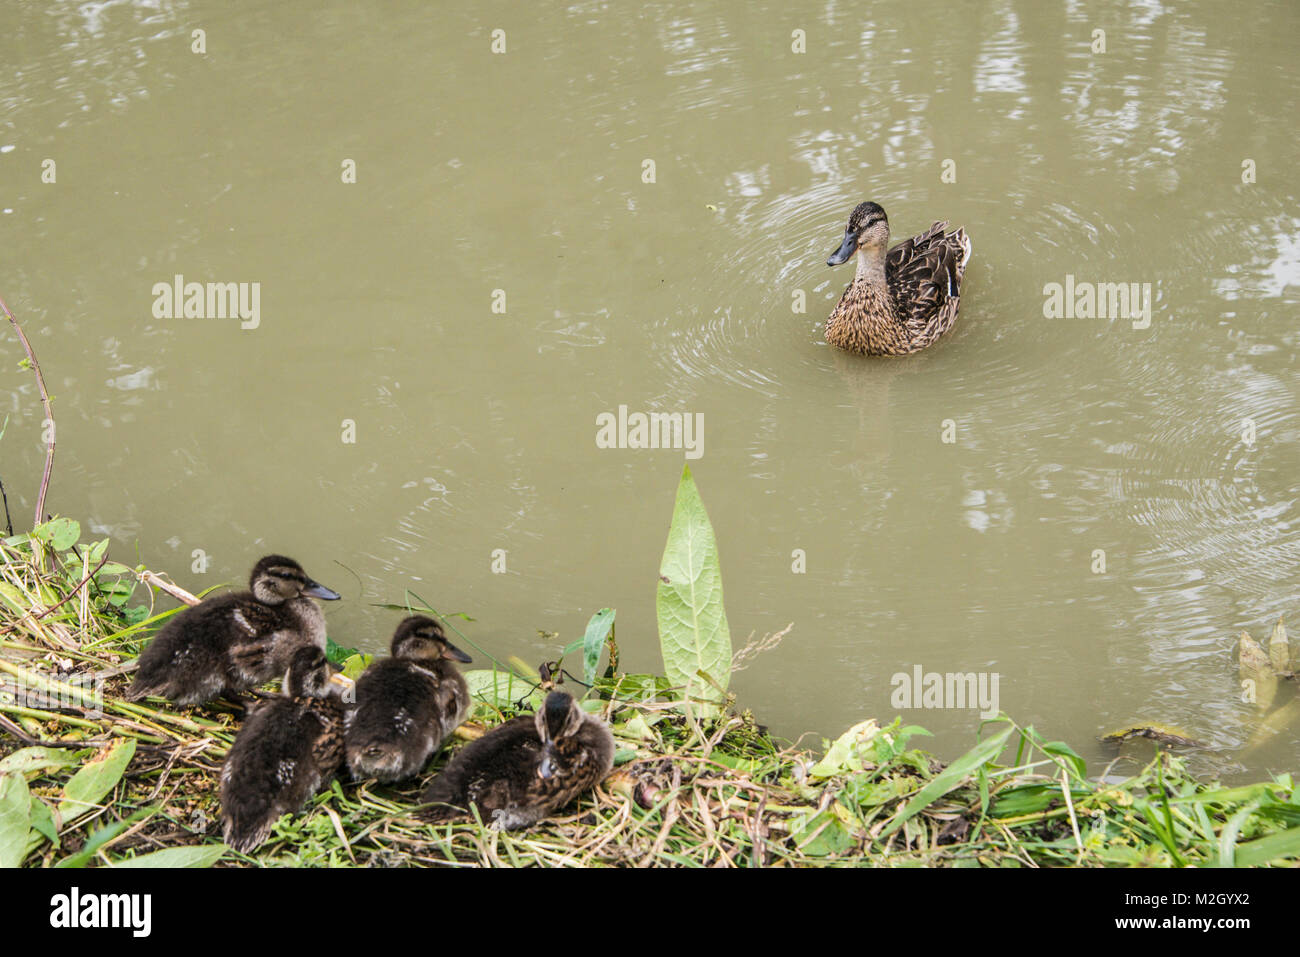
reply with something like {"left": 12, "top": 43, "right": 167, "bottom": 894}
{"left": 126, "top": 555, "right": 341, "bottom": 705}
{"left": 344, "top": 615, "right": 472, "bottom": 783}
{"left": 420, "top": 689, "right": 614, "bottom": 830}
{"left": 219, "top": 644, "right": 350, "bottom": 853}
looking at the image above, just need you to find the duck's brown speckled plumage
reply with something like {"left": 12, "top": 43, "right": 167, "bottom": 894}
{"left": 219, "top": 645, "right": 347, "bottom": 853}
{"left": 344, "top": 615, "right": 472, "bottom": 783}
{"left": 824, "top": 202, "right": 972, "bottom": 356}
{"left": 126, "top": 555, "right": 341, "bottom": 706}
{"left": 420, "top": 690, "right": 614, "bottom": 830}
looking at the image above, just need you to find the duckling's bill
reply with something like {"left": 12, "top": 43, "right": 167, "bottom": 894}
{"left": 302, "top": 580, "right": 341, "bottom": 600}
{"left": 443, "top": 642, "right": 472, "bottom": 663}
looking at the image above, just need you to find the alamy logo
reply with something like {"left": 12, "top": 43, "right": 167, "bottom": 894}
{"left": 595, "top": 405, "right": 704, "bottom": 459}
{"left": 890, "top": 664, "right": 1000, "bottom": 719}
{"left": 49, "top": 887, "right": 151, "bottom": 937}
{"left": 1, "top": 674, "right": 103, "bottom": 718}
{"left": 151, "top": 274, "right": 261, "bottom": 329}
{"left": 1042, "top": 274, "right": 1152, "bottom": 329}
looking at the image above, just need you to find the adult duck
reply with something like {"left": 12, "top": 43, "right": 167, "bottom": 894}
{"left": 824, "top": 201, "right": 971, "bottom": 356}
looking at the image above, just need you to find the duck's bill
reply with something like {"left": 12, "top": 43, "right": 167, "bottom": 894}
{"left": 826, "top": 230, "right": 859, "bottom": 266}
{"left": 442, "top": 642, "right": 473, "bottom": 664}
{"left": 302, "top": 581, "right": 342, "bottom": 600}
{"left": 328, "top": 671, "right": 356, "bottom": 691}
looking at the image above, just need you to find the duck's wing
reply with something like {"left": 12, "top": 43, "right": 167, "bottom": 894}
{"left": 226, "top": 599, "right": 305, "bottom": 682}
{"left": 228, "top": 598, "right": 284, "bottom": 640}
{"left": 886, "top": 222, "right": 971, "bottom": 349}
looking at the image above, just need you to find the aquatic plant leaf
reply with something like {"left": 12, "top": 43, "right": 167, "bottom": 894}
{"left": 794, "top": 810, "right": 855, "bottom": 857}
{"left": 339, "top": 653, "right": 372, "bottom": 681}
{"left": 325, "top": 636, "right": 361, "bottom": 665}
{"left": 27, "top": 797, "right": 57, "bottom": 845}
{"left": 614, "top": 712, "right": 657, "bottom": 743}
{"left": 0, "top": 772, "right": 32, "bottom": 868}
{"left": 1171, "top": 782, "right": 1287, "bottom": 806}
{"left": 0, "top": 583, "right": 24, "bottom": 614}
{"left": 0, "top": 747, "right": 83, "bottom": 777}
{"left": 111, "top": 844, "right": 228, "bottom": 868}
{"left": 656, "top": 465, "right": 731, "bottom": 717}
{"left": 33, "top": 517, "right": 80, "bottom": 552}
{"left": 462, "top": 669, "right": 542, "bottom": 711}
{"left": 1041, "top": 740, "right": 1087, "bottom": 778}
{"left": 596, "top": 673, "right": 670, "bottom": 703}
{"left": 882, "top": 722, "right": 1014, "bottom": 838}
{"left": 810, "top": 720, "right": 881, "bottom": 779}
{"left": 57, "top": 738, "right": 135, "bottom": 822}
{"left": 990, "top": 784, "right": 1059, "bottom": 817}
{"left": 582, "top": 608, "right": 615, "bottom": 685}
{"left": 1232, "top": 824, "right": 1300, "bottom": 867}
{"left": 1216, "top": 800, "right": 1261, "bottom": 867}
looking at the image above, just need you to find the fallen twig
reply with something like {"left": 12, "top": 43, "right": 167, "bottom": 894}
{"left": 0, "top": 294, "right": 55, "bottom": 527}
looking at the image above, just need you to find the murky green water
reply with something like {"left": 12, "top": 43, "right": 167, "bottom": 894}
{"left": 2, "top": 1, "right": 1297, "bottom": 777}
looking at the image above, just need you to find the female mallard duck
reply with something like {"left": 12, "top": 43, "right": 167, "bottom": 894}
{"left": 126, "top": 555, "right": 341, "bottom": 705}
{"left": 344, "top": 615, "right": 472, "bottom": 783}
{"left": 220, "top": 644, "right": 349, "bottom": 853}
{"left": 420, "top": 689, "right": 614, "bottom": 830}
{"left": 824, "top": 201, "right": 972, "bottom": 356}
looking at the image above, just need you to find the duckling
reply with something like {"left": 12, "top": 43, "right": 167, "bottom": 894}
{"left": 220, "top": 644, "right": 349, "bottom": 853}
{"left": 126, "top": 555, "right": 341, "bottom": 705}
{"left": 344, "top": 615, "right": 472, "bottom": 783}
{"left": 420, "top": 689, "right": 614, "bottom": 830}
{"left": 824, "top": 201, "right": 972, "bottom": 356}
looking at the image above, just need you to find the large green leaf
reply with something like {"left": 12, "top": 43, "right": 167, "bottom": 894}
{"left": 110, "top": 844, "right": 228, "bottom": 868}
{"left": 656, "top": 465, "right": 731, "bottom": 717}
{"left": 57, "top": 738, "right": 136, "bottom": 822}
{"left": 0, "top": 747, "right": 84, "bottom": 777}
{"left": 0, "top": 772, "right": 33, "bottom": 868}
{"left": 581, "top": 608, "right": 615, "bottom": 685}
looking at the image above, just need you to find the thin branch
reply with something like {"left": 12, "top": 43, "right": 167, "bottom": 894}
{"left": 137, "top": 569, "right": 202, "bottom": 607}
{"left": 0, "top": 475, "right": 12, "bottom": 536}
{"left": 0, "top": 294, "right": 56, "bottom": 527}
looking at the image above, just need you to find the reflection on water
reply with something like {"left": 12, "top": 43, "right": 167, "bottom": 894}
{"left": 1, "top": 0, "right": 1297, "bottom": 778}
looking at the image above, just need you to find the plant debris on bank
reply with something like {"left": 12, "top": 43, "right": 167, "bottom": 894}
{"left": 1, "top": 526, "right": 1298, "bottom": 868}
